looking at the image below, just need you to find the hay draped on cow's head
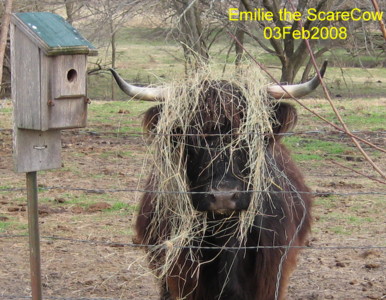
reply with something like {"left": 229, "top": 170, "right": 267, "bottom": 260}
{"left": 141, "top": 65, "right": 278, "bottom": 280}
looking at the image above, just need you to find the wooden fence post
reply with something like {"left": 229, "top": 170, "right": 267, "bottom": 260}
{"left": 26, "top": 171, "right": 42, "bottom": 300}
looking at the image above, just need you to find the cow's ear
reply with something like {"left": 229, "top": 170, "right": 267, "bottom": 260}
{"left": 143, "top": 104, "right": 162, "bottom": 132}
{"left": 272, "top": 102, "right": 297, "bottom": 139}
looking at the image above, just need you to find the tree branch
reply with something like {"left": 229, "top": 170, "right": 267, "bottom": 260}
{"left": 243, "top": 29, "right": 277, "bottom": 55}
{"left": 370, "top": 0, "right": 386, "bottom": 40}
{"left": 286, "top": 0, "right": 386, "bottom": 179}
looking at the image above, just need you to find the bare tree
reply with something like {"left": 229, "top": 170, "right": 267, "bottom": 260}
{"left": 160, "top": 0, "right": 234, "bottom": 73}
{"left": 232, "top": 0, "right": 333, "bottom": 83}
{"left": 62, "top": 0, "right": 86, "bottom": 24}
{"left": 232, "top": 0, "right": 386, "bottom": 82}
{"left": 83, "top": 0, "right": 142, "bottom": 99}
{"left": 172, "top": 0, "right": 209, "bottom": 71}
{"left": 157, "top": 0, "right": 338, "bottom": 81}
{"left": 0, "top": 0, "right": 13, "bottom": 96}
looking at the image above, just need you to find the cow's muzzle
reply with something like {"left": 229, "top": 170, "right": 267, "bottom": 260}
{"left": 209, "top": 186, "right": 243, "bottom": 215}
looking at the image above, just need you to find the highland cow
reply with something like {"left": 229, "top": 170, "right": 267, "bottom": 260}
{"left": 110, "top": 62, "right": 326, "bottom": 300}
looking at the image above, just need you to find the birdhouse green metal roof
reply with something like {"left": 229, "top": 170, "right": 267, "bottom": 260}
{"left": 12, "top": 12, "right": 98, "bottom": 56}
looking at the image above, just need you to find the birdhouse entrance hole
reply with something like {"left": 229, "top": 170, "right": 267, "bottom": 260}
{"left": 67, "top": 69, "right": 77, "bottom": 82}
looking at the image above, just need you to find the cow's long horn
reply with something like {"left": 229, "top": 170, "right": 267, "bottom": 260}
{"left": 109, "top": 68, "right": 165, "bottom": 101}
{"left": 267, "top": 61, "right": 328, "bottom": 99}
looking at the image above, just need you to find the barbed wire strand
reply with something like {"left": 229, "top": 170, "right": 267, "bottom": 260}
{"left": 0, "top": 296, "right": 121, "bottom": 300}
{"left": 71, "top": 130, "right": 386, "bottom": 138}
{"left": 1, "top": 128, "right": 386, "bottom": 137}
{"left": 0, "top": 186, "right": 385, "bottom": 196}
{"left": 330, "top": 160, "right": 386, "bottom": 185}
{"left": 0, "top": 172, "right": 380, "bottom": 180}
{"left": 1, "top": 234, "right": 385, "bottom": 251}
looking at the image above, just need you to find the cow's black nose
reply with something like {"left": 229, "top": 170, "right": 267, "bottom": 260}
{"left": 209, "top": 187, "right": 240, "bottom": 213}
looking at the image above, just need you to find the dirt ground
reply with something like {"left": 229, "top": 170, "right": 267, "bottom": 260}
{"left": 0, "top": 100, "right": 385, "bottom": 300}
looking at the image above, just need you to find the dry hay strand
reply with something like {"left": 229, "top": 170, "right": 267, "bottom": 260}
{"left": 142, "top": 64, "right": 276, "bottom": 282}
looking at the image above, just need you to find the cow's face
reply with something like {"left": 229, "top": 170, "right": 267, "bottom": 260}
{"left": 185, "top": 134, "right": 250, "bottom": 215}
{"left": 142, "top": 83, "right": 297, "bottom": 215}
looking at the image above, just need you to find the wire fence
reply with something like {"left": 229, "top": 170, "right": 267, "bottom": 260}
{"left": 1, "top": 124, "right": 385, "bottom": 250}
{"left": 1, "top": 112, "right": 385, "bottom": 300}
{"left": 1, "top": 128, "right": 385, "bottom": 181}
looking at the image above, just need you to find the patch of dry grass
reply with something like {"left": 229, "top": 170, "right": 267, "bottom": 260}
{"left": 141, "top": 64, "right": 277, "bottom": 280}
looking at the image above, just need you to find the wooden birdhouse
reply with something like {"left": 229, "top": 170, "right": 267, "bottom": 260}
{"left": 11, "top": 12, "right": 97, "bottom": 131}
{"left": 11, "top": 12, "right": 98, "bottom": 172}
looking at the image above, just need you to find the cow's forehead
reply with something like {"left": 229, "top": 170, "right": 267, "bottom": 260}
{"left": 186, "top": 135, "right": 247, "bottom": 153}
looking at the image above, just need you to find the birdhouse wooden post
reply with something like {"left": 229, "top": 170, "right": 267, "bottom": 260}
{"left": 11, "top": 12, "right": 97, "bottom": 172}
{"left": 10, "top": 12, "right": 97, "bottom": 300}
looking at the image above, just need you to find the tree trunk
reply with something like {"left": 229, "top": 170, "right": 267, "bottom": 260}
{"left": 280, "top": 62, "right": 296, "bottom": 84}
{"left": 280, "top": 38, "right": 316, "bottom": 83}
{"left": 235, "top": 27, "right": 244, "bottom": 68}
{"left": 65, "top": 0, "right": 75, "bottom": 25}
{"left": 0, "top": 0, "right": 12, "bottom": 95}
{"left": 235, "top": 0, "right": 246, "bottom": 69}
{"left": 176, "top": 0, "right": 209, "bottom": 71}
{"left": 260, "top": 0, "right": 334, "bottom": 83}
{"left": 32, "top": 0, "right": 41, "bottom": 11}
